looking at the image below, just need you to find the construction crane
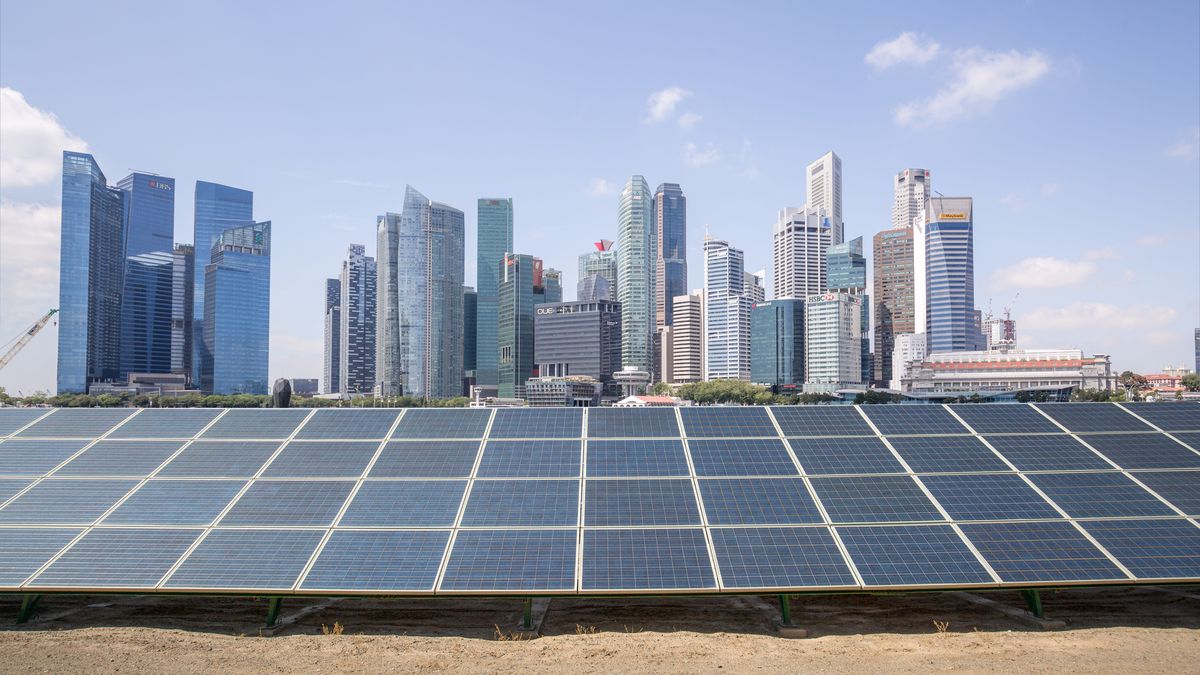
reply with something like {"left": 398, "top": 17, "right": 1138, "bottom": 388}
{"left": 0, "top": 309, "right": 58, "bottom": 371}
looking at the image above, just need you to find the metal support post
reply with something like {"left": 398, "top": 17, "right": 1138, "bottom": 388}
{"left": 265, "top": 597, "right": 283, "bottom": 627}
{"left": 778, "top": 594, "right": 793, "bottom": 626}
{"left": 16, "top": 594, "right": 41, "bottom": 624}
{"left": 1020, "top": 590, "right": 1043, "bottom": 619}
{"left": 522, "top": 597, "right": 533, "bottom": 631}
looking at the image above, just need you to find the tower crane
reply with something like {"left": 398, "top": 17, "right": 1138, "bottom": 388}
{"left": 0, "top": 309, "right": 58, "bottom": 371}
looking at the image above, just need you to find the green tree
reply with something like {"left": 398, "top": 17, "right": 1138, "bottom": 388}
{"left": 1182, "top": 373, "right": 1200, "bottom": 392}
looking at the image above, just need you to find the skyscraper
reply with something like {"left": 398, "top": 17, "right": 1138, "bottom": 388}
{"left": 115, "top": 172, "right": 175, "bottom": 380}
{"left": 476, "top": 198, "right": 513, "bottom": 388}
{"left": 745, "top": 271, "right": 765, "bottom": 305}
{"left": 772, "top": 206, "right": 833, "bottom": 300}
{"left": 541, "top": 267, "right": 563, "bottom": 304}
{"left": 925, "top": 197, "right": 976, "bottom": 353}
{"left": 497, "top": 253, "right": 537, "bottom": 398}
{"left": 339, "top": 244, "right": 377, "bottom": 395}
{"left": 192, "top": 181, "right": 253, "bottom": 383}
{"left": 534, "top": 300, "right": 622, "bottom": 395}
{"left": 202, "top": 221, "right": 271, "bottom": 394}
{"left": 893, "top": 168, "right": 931, "bottom": 230}
{"left": 806, "top": 151, "right": 843, "bottom": 243}
{"left": 872, "top": 227, "right": 916, "bottom": 386}
{"left": 376, "top": 186, "right": 465, "bottom": 398}
{"left": 751, "top": 299, "right": 804, "bottom": 388}
{"left": 616, "top": 176, "right": 656, "bottom": 372}
{"left": 578, "top": 239, "right": 618, "bottom": 297}
{"left": 323, "top": 278, "right": 341, "bottom": 394}
{"left": 57, "top": 151, "right": 125, "bottom": 393}
{"left": 704, "top": 236, "right": 750, "bottom": 381}
{"left": 804, "top": 292, "right": 863, "bottom": 391}
{"left": 671, "top": 290, "right": 705, "bottom": 383}
{"left": 463, "top": 286, "right": 477, "bottom": 394}
{"left": 826, "top": 236, "right": 871, "bottom": 385}
{"left": 654, "top": 183, "right": 686, "bottom": 328}
{"left": 577, "top": 274, "right": 612, "bottom": 302}
{"left": 170, "top": 244, "right": 195, "bottom": 378}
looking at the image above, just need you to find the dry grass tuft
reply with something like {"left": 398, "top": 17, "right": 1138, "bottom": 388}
{"left": 933, "top": 620, "right": 950, "bottom": 635}
{"left": 321, "top": 622, "right": 344, "bottom": 636}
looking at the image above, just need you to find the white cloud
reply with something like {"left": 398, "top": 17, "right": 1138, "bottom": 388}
{"left": 1022, "top": 302, "right": 1178, "bottom": 331}
{"left": 865, "top": 32, "right": 941, "bottom": 70}
{"left": 677, "top": 112, "right": 702, "bottom": 129}
{"left": 999, "top": 193, "right": 1027, "bottom": 212}
{"left": 1164, "top": 127, "right": 1200, "bottom": 160}
{"left": 0, "top": 200, "right": 60, "bottom": 325}
{"left": 1135, "top": 233, "right": 1170, "bottom": 247}
{"left": 683, "top": 142, "right": 721, "bottom": 168}
{"left": 990, "top": 256, "right": 1097, "bottom": 290}
{"left": 1040, "top": 183, "right": 1062, "bottom": 197}
{"left": 894, "top": 48, "right": 1051, "bottom": 127}
{"left": 646, "top": 86, "right": 692, "bottom": 122}
{"left": 587, "top": 178, "right": 614, "bottom": 196}
{"left": 0, "top": 87, "right": 88, "bottom": 188}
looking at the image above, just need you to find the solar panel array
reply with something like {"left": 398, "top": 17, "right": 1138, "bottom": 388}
{"left": 0, "top": 403, "right": 1198, "bottom": 595}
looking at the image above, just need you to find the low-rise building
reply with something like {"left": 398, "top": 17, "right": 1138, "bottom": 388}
{"left": 524, "top": 375, "right": 601, "bottom": 407}
{"left": 902, "top": 348, "right": 1115, "bottom": 394}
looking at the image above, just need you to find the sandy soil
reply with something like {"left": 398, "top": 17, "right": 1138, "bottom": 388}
{"left": 1, "top": 587, "right": 1198, "bottom": 673}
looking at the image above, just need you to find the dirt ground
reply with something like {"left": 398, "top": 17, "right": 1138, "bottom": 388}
{"left": 1, "top": 587, "right": 1198, "bottom": 673}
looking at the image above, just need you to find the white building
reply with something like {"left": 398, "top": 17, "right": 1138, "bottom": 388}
{"left": 804, "top": 292, "right": 862, "bottom": 392}
{"left": 704, "top": 237, "right": 751, "bottom": 381}
{"left": 745, "top": 270, "right": 765, "bottom": 305}
{"left": 983, "top": 315, "right": 1016, "bottom": 351}
{"left": 902, "top": 348, "right": 1115, "bottom": 393}
{"left": 806, "top": 151, "right": 843, "bottom": 244}
{"left": 893, "top": 168, "right": 931, "bottom": 230}
{"left": 890, "top": 332, "right": 928, "bottom": 390}
{"left": 671, "top": 290, "right": 705, "bottom": 383}
{"left": 772, "top": 206, "right": 833, "bottom": 301}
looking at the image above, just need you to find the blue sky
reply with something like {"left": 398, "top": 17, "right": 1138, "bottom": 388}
{"left": 1, "top": 0, "right": 1198, "bottom": 394}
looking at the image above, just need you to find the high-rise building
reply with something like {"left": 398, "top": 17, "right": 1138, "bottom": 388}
{"left": 497, "top": 253, "right": 537, "bottom": 398}
{"left": 170, "top": 244, "right": 195, "bottom": 379}
{"left": 804, "top": 292, "right": 863, "bottom": 392}
{"left": 745, "top": 271, "right": 765, "bottom": 305}
{"left": 890, "top": 332, "right": 927, "bottom": 391}
{"left": 193, "top": 181, "right": 253, "bottom": 383}
{"left": 983, "top": 314, "right": 1016, "bottom": 351}
{"left": 116, "top": 172, "right": 175, "bottom": 258}
{"left": 475, "top": 198, "right": 513, "bottom": 388}
{"left": 893, "top": 168, "right": 931, "bottom": 230}
{"left": 616, "top": 176, "right": 656, "bottom": 373}
{"left": 339, "top": 244, "right": 377, "bottom": 395}
{"left": 671, "top": 291, "right": 705, "bottom": 384}
{"left": 772, "top": 206, "right": 833, "bottom": 300}
{"left": 542, "top": 267, "right": 563, "bottom": 304}
{"left": 463, "top": 287, "right": 477, "bottom": 395}
{"left": 376, "top": 186, "right": 465, "bottom": 398}
{"left": 806, "top": 151, "right": 843, "bottom": 244}
{"left": 826, "top": 236, "right": 871, "bottom": 385}
{"left": 873, "top": 227, "right": 915, "bottom": 387}
{"left": 57, "top": 152, "right": 125, "bottom": 393}
{"left": 925, "top": 197, "right": 976, "bottom": 353}
{"left": 577, "top": 273, "right": 612, "bottom": 302}
{"left": 654, "top": 183, "right": 687, "bottom": 328}
{"left": 534, "top": 300, "right": 622, "bottom": 395}
{"left": 323, "top": 278, "right": 341, "bottom": 394}
{"left": 201, "top": 221, "right": 271, "bottom": 394}
{"left": 115, "top": 172, "right": 175, "bottom": 381}
{"left": 750, "top": 299, "right": 804, "bottom": 389}
{"left": 704, "top": 237, "right": 750, "bottom": 381}
{"left": 578, "top": 240, "right": 618, "bottom": 294}
{"left": 1194, "top": 328, "right": 1199, "bottom": 374}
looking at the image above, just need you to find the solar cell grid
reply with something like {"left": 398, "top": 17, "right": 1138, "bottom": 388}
{"left": 946, "top": 404, "right": 1061, "bottom": 434}
{"left": 1026, "top": 472, "right": 1178, "bottom": 518}
{"left": 30, "top": 528, "right": 202, "bottom": 588}
{"left": 261, "top": 441, "right": 380, "bottom": 478}
{"left": 710, "top": 527, "right": 857, "bottom": 589}
{"left": 440, "top": 529, "right": 576, "bottom": 591}
{"left": 301, "top": 530, "right": 450, "bottom": 591}
{"left": 1127, "top": 471, "right": 1200, "bottom": 515}
{"left": 983, "top": 434, "right": 1112, "bottom": 471}
{"left": 1034, "top": 403, "right": 1152, "bottom": 433}
{"left": 52, "top": 440, "right": 186, "bottom": 477}
{"left": 369, "top": 441, "right": 480, "bottom": 478}
{"left": 585, "top": 439, "right": 690, "bottom": 477}
{"left": 487, "top": 408, "right": 583, "bottom": 439}
{"left": 1080, "top": 433, "right": 1200, "bottom": 470}
{"left": 0, "top": 409, "right": 49, "bottom": 436}
{"left": 887, "top": 436, "right": 1011, "bottom": 473}
{"left": 585, "top": 479, "right": 701, "bottom": 526}
{"left": 0, "top": 527, "right": 83, "bottom": 586}
{"left": 0, "top": 439, "right": 90, "bottom": 476}
{"left": 920, "top": 474, "right": 1062, "bottom": 521}
{"left": 0, "top": 479, "right": 31, "bottom": 503}
{"left": 103, "top": 480, "right": 245, "bottom": 526}
{"left": 199, "top": 409, "right": 311, "bottom": 439}
{"left": 959, "top": 521, "right": 1126, "bottom": 583}
{"left": 16, "top": 408, "right": 135, "bottom": 438}
{"left": 586, "top": 408, "right": 681, "bottom": 438}
{"left": 788, "top": 437, "right": 905, "bottom": 475}
{"left": 162, "top": 529, "right": 324, "bottom": 590}
{"left": 698, "top": 478, "right": 823, "bottom": 525}
{"left": 106, "top": 409, "right": 222, "bottom": 439}
{"left": 0, "top": 479, "right": 139, "bottom": 525}
{"left": 1079, "top": 519, "right": 1200, "bottom": 580}
{"left": 476, "top": 440, "right": 581, "bottom": 478}
{"left": 687, "top": 438, "right": 799, "bottom": 477}
{"left": 156, "top": 441, "right": 282, "bottom": 478}
{"left": 460, "top": 480, "right": 579, "bottom": 527}
{"left": 218, "top": 480, "right": 355, "bottom": 527}
{"left": 680, "top": 407, "right": 776, "bottom": 437}
{"left": 294, "top": 409, "right": 401, "bottom": 439}
{"left": 391, "top": 409, "right": 492, "bottom": 439}
{"left": 1175, "top": 432, "right": 1200, "bottom": 453}
{"left": 1117, "top": 403, "right": 1200, "bottom": 432}
{"left": 810, "top": 476, "right": 944, "bottom": 524}
{"left": 582, "top": 528, "right": 716, "bottom": 591}
{"left": 338, "top": 480, "right": 467, "bottom": 527}
{"left": 770, "top": 406, "right": 874, "bottom": 437}
{"left": 837, "top": 524, "right": 993, "bottom": 587}
{"left": 860, "top": 406, "right": 969, "bottom": 436}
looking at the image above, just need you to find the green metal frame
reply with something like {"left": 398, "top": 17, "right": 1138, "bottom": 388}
{"left": 778, "top": 594, "right": 793, "bottom": 626}
{"left": 521, "top": 598, "right": 533, "bottom": 631}
{"left": 265, "top": 597, "right": 283, "bottom": 627}
{"left": 15, "top": 594, "right": 40, "bottom": 624}
{"left": 1020, "top": 589, "right": 1044, "bottom": 618}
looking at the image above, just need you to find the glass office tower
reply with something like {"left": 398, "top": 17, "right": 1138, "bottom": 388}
{"left": 925, "top": 197, "right": 975, "bottom": 353}
{"left": 475, "top": 198, "right": 513, "bottom": 388}
{"left": 113, "top": 172, "right": 175, "bottom": 380}
{"left": 193, "top": 181, "right": 253, "bottom": 382}
{"left": 170, "top": 244, "right": 195, "bottom": 377}
{"left": 750, "top": 299, "right": 804, "bottom": 388}
{"left": 202, "top": 221, "right": 271, "bottom": 394}
{"left": 339, "top": 244, "right": 377, "bottom": 395}
{"left": 617, "top": 176, "right": 656, "bottom": 373}
{"left": 654, "top": 183, "right": 686, "bottom": 328}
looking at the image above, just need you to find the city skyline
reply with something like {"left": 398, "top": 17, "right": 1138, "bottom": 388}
{"left": 2, "top": 2, "right": 1199, "bottom": 394}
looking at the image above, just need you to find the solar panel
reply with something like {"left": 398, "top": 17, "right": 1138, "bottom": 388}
{"left": 0, "top": 527, "right": 82, "bottom": 585}
{"left": 1026, "top": 472, "right": 1179, "bottom": 518}
{"left": 887, "top": 436, "right": 1011, "bottom": 473}
{"left": 460, "top": 480, "right": 579, "bottom": 527}
{"left": 946, "top": 404, "right": 1061, "bottom": 434}
{"left": 0, "top": 439, "right": 91, "bottom": 476}
{"left": 585, "top": 439, "right": 690, "bottom": 477}
{"left": 698, "top": 478, "right": 823, "bottom": 525}
{"left": 15, "top": 408, "right": 135, "bottom": 438}
{"left": 369, "top": 441, "right": 480, "bottom": 478}
{"left": 102, "top": 480, "right": 245, "bottom": 526}
{"left": 1127, "top": 471, "right": 1200, "bottom": 515}
{"left": 162, "top": 529, "right": 324, "bottom": 590}
{"left": 338, "top": 480, "right": 467, "bottom": 527}
{"left": 680, "top": 407, "right": 776, "bottom": 437}
{"left": 788, "top": 437, "right": 905, "bottom": 475}
{"left": 836, "top": 525, "right": 993, "bottom": 587}
{"left": 920, "top": 474, "right": 1062, "bottom": 521}
{"left": 0, "top": 409, "right": 49, "bottom": 436}
{"left": 1034, "top": 403, "right": 1152, "bottom": 433}
{"left": 711, "top": 526, "right": 857, "bottom": 589}
{"left": 860, "top": 406, "right": 969, "bottom": 436}
{"left": 585, "top": 479, "right": 701, "bottom": 526}
{"left": 770, "top": 406, "right": 875, "bottom": 437}
{"left": 1117, "top": 403, "right": 1200, "bottom": 432}
{"left": 52, "top": 440, "right": 186, "bottom": 477}
{"left": 261, "top": 441, "right": 380, "bottom": 478}
{"left": 1079, "top": 519, "right": 1200, "bottom": 579}
{"left": 983, "top": 434, "right": 1112, "bottom": 471}
{"left": 0, "top": 479, "right": 31, "bottom": 503}
{"left": 106, "top": 409, "right": 222, "bottom": 439}
{"left": 218, "top": 481, "right": 355, "bottom": 526}
{"left": 687, "top": 438, "right": 798, "bottom": 477}
{"left": 0, "top": 479, "right": 139, "bottom": 525}
{"left": 391, "top": 409, "right": 492, "bottom": 439}
{"left": 199, "top": 409, "right": 311, "bottom": 439}
{"left": 487, "top": 408, "right": 583, "bottom": 439}
{"left": 293, "top": 409, "right": 401, "bottom": 440}
{"left": 1175, "top": 432, "right": 1200, "bottom": 452}
{"left": 440, "top": 529, "right": 576, "bottom": 592}
{"left": 29, "top": 528, "right": 202, "bottom": 588}
{"left": 476, "top": 440, "right": 581, "bottom": 478}
{"left": 155, "top": 441, "right": 282, "bottom": 478}
{"left": 809, "top": 476, "right": 944, "bottom": 524}
{"left": 587, "top": 408, "right": 681, "bottom": 438}
{"left": 959, "top": 521, "right": 1126, "bottom": 583}
{"left": 1080, "top": 433, "right": 1200, "bottom": 470}
{"left": 582, "top": 528, "right": 716, "bottom": 591}
{"left": 301, "top": 530, "right": 450, "bottom": 592}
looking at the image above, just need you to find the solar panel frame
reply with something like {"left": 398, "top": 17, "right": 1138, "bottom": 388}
{"left": 15, "top": 408, "right": 136, "bottom": 438}
{"left": 0, "top": 439, "right": 92, "bottom": 476}
{"left": 686, "top": 438, "right": 800, "bottom": 477}
{"left": 581, "top": 528, "right": 717, "bottom": 592}
{"left": 487, "top": 408, "right": 583, "bottom": 439}
{"left": 260, "top": 441, "right": 381, "bottom": 478}
{"left": 198, "top": 409, "right": 312, "bottom": 439}
{"left": 710, "top": 526, "right": 858, "bottom": 590}
{"left": 51, "top": 440, "right": 187, "bottom": 477}
{"left": 293, "top": 409, "right": 402, "bottom": 440}
{"left": 809, "top": 476, "right": 946, "bottom": 524}
{"left": 300, "top": 529, "right": 451, "bottom": 593}
{"left": 586, "top": 408, "right": 682, "bottom": 438}
{"left": 919, "top": 473, "right": 1063, "bottom": 521}
{"left": 0, "top": 527, "right": 84, "bottom": 586}
{"left": 1175, "top": 432, "right": 1200, "bottom": 453}
{"left": 1078, "top": 433, "right": 1200, "bottom": 470}
{"left": 887, "top": 436, "right": 1012, "bottom": 473}
{"left": 983, "top": 434, "right": 1113, "bottom": 471}
{"left": 584, "top": 478, "right": 702, "bottom": 526}
{"left": 1078, "top": 518, "right": 1200, "bottom": 580}
{"left": 161, "top": 528, "right": 325, "bottom": 591}
{"left": 459, "top": 479, "right": 580, "bottom": 527}
{"left": 680, "top": 407, "right": 777, "bottom": 437}
{"left": 1034, "top": 403, "right": 1153, "bottom": 433}
{"left": 390, "top": 408, "right": 493, "bottom": 439}
{"left": 1025, "top": 472, "right": 1180, "bottom": 518}
{"left": 770, "top": 406, "right": 876, "bottom": 437}
{"left": 946, "top": 404, "right": 1062, "bottom": 434}
{"left": 1116, "top": 403, "right": 1200, "bottom": 432}
{"left": 836, "top": 524, "right": 995, "bottom": 588}
{"left": 0, "top": 478, "right": 32, "bottom": 504}
{"left": 338, "top": 480, "right": 467, "bottom": 527}
{"left": 698, "top": 478, "right": 824, "bottom": 526}
{"left": 475, "top": 440, "right": 582, "bottom": 478}
{"left": 439, "top": 529, "right": 577, "bottom": 593}
{"left": 787, "top": 437, "right": 906, "bottom": 475}
{"left": 585, "top": 439, "right": 690, "bottom": 478}
{"left": 860, "top": 406, "right": 970, "bottom": 436}
{"left": 105, "top": 409, "right": 223, "bottom": 439}
{"left": 28, "top": 528, "right": 203, "bottom": 589}
{"left": 217, "top": 480, "right": 356, "bottom": 527}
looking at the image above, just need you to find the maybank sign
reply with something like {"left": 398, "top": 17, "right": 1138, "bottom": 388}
{"left": 937, "top": 212, "right": 967, "bottom": 220}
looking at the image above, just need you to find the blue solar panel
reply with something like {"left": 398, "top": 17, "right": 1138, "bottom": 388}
{"left": 698, "top": 478, "right": 823, "bottom": 525}
{"left": 106, "top": 409, "right": 223, "bottom": 439}
{"left": 680, "top": 407, "right": 777, "bottom": 437}
{"left": 1026, "top": 472, "right": 1178, "bottom": 518}
{"left": 585, "top": 479, "right": 700, "bottom": 526}
{"left": 1175, "top": 432, "right": 1200, "bottom": 453}
{"left": 1128, "top": 471, "right": 1200, "bottom": 515}
{"left": 294, "top": 409, "right": 401, "bottom": 439}
{"left": 585, "top": 439, "right": 690, "bottom": 477}
{"left": 440, "top": 529, "right": 576, "bottom": 592}
{"left": 0, "top": 409, "right": 49, "bottom": 436}
{"left": 837, "top": 524, "right": 993, "bottom": 586}
{"left": 261, "top": 441, "right": 380, "bottom": 478}
{"left": 0, "top": 479, "right": 31, "bottom": 503}
{"left": 810, "top": 476, "right": 944, "bottom": 524}
{"left": 1080, "top": 433, "right": 1200, "bottom": 470}
{"left": 1035, "top": 403, "right": 1152, "bottom": 433}
{"left": 488, "top": 408, "right": 583, "bottom": 439}
{"left": 30, "top": 528, "right": 202, "bottom": 588}
{"left": 218, "top": 481, "right": 354, "bottom": 526}
{"left": 369, "top": 441, "right": 480, "bottom": 478}
{"left": 0, "top": 479, "right": 139, "bottom": 525}
{"left": 301, "top": 530, "right": 450, "bottom": 591}
{"left": 52, "top": 440, "right": 186, "bottom": 477}
{"left": 199, "top": 409, "right": 311, "bottom": 439}
{"left": 391, "top": 409, "right": 492, "bottom": 439}
{"left": 587, "top": 408, "right": 681, "bottom": 438}
{"left": 162, "top": 529, "right": 323, "bottom": 590}
{"left": 860, "top": 406, "right": 969, "bottom": 436}
{"left": 687, "top": 438, "right": 799, "bottom": 476}
{"left": 945, "top": 404, "right": 1061, "bottom": 434}
{"left": 960, "top": 521, "right": 1126, "bottom": 583}
{"left": 711, "top": 527, "right": 857, "bottom": 589}
{"left": 156, "top": 441, "right": 282, "bottom": 478}
{"left": 1079, "top": 519, "right": 1200, "bottom": 580}
{"left": 984, "top": 434, "right": 1112, "bottom": 471}
{"left": 16, "top": 408, "right": 135, "bottom": 438}
{"left": 460, "top": 480, "right": 579, "bottom": 527}
{"left": 339, "top": 480, "right": 466, "bottom": 527}
{"left": 582, "top": 528, "right": 716, "bottom": 591}
{"left": 476, "top": 440, "right": 581, "bottom": 478}
{"left": 920, "top": 474, "right": 1062, "bottom": 521}
{"left": 103, "top": 480, "right": 245, "bottom": 526}
{"left": 0, "top": 439, "right": 90, "bottom": 476}
{"left": 0, "top": 527, "right": 82, "bottom": 586}
{"left": 788, "top": 437, "right": 905, "bottom": 475}
{"left": 888, "top": 436, "right": 1011, "bottom": 473}
{"left": 1117, "top": 403, "right": 1200, "bottom": 432}
{"left": 771, "top": 406, "right": 874, "bottom": 436}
